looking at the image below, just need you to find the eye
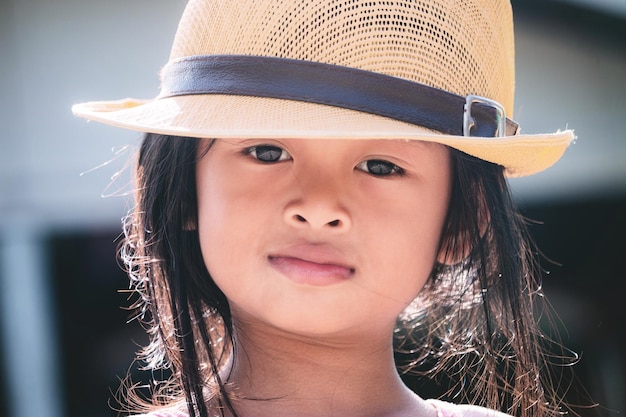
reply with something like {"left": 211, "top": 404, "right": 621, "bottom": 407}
{"left": 356, "top": 159, "right": 405, "bottom": 177}
{"left": 246, "top": 144, "right": 292, "bottom": 163}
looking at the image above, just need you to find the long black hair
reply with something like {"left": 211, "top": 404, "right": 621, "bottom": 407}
{"left": 121, "top": 133, "right": 571, "bottom": 417}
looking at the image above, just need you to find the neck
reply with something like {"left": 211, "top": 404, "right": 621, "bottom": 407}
{"left": 220, "top": 320, "right": 432, "bottom": 417}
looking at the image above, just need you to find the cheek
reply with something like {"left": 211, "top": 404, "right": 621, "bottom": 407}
{"left": 197, "top": 186, "right": 257, "bottom": 312}
{"left": 197, "top": 154, "right": 258, "bottom": 242}
{"left": 377, "top": 217, "right": 443, "bottom": 301}
{"left": 195, "top": 158, "right": 278, "bottom": 300}
{"left": 363, "top": 186, "right": 450, "bottom": 304}
{"left": 196, "top": 161, "right": 245, "bottom": 279}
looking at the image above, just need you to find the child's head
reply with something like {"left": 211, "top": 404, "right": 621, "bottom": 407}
{"left": 73, "top": 0, "right": 575, "bottom": 416}
{"left": 123, "top": 133, "right": 542, "bottom": 415}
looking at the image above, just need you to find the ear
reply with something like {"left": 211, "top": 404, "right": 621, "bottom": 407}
{"left": 182, "top": 208, "right": 198, "bottom": 231}
{"left": 436, "top": 233, "right": 470, "bottom": 265}
{"left": 183, "top": 217, "right": 197, "bottom": 231}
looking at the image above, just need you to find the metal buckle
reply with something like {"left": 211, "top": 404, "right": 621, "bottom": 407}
{"left": 463, "top": 94, "right": 506, "bottom": 137}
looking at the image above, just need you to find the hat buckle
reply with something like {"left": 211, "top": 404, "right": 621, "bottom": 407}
{"left": 464, "top": 95, "right": 508, "bottom": 138}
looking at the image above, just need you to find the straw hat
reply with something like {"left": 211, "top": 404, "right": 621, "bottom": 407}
{"left": 72, "top": 0, "right": 574, "bottom": 177}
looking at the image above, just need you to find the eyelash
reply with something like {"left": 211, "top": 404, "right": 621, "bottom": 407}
{"left": 244, "top": 144, "right": 405, "bottom": 177}
{"left": 355, "top": 160, "right": 405, "bottom": 177}
{"left": 244, "top": 145, "right": 292, "bottom": 163}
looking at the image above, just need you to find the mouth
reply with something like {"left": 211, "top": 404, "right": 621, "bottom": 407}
{"left": 268, "top": 245, "right": 355, "bottom": 286}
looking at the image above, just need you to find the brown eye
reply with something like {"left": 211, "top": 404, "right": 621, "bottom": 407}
{"left": 247, "top": 145, "right": 292, "bottom": 163}
{"left": 356, "top": 159, "right": 404, "bottom": 177}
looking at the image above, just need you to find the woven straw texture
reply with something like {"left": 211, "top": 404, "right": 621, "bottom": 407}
{"left": 171, "top": 0, "right": 515, "bottom": 112}
{"left": 72, "top": 0, "right": 574, "bottom": 177}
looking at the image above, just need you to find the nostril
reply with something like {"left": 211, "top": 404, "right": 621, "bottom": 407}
{"left": 286, "top": 212, "right": 348, "bottom": 229}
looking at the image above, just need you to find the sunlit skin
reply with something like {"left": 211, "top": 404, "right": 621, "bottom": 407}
{"left": 196, "top": 138, "right": 451, "bottom": 417}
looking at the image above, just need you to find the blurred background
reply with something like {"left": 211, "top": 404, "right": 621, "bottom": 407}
{"left": 0, "top": 0, "right": 624, "bottom": 416}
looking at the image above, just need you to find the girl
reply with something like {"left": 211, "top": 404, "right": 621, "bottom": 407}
{"left": 72, "top": 0, "right": 576, "bottom": 416}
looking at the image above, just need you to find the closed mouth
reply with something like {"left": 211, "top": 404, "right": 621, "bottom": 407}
{"left": 267, "top": 250, "right": 355, "bottom": 285}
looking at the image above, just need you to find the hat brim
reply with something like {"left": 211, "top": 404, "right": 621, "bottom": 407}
{"left": 72, "top": 95, "right": 573, "bottom": 177}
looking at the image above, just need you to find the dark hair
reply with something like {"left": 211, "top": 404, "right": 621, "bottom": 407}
{"left": 121, "top": 133, "right": 571, "bottom": 417}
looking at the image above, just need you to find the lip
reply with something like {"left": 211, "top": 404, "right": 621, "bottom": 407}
{"left": 268, "top": 244, "right": 355, "bottom": 286}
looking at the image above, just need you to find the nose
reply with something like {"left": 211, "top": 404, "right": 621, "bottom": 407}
{"left": 283, "top": 173, "right": 352, "bottom": 232}
{"left": 284, "top": 208, "right": 351, "bottom": 231}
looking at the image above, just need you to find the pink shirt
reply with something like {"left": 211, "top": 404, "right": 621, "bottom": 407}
{"left": 133, "top": 399, "right": 512, "bottom": 417}
{"left": 427, "top": 399, "right": 513, "bottom": 417}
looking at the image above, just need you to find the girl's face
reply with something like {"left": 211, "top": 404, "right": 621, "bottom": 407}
{"left": 196, "top": 138, "right": 451, "bottom": 340}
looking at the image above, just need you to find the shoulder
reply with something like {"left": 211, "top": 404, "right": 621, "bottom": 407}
{"left": 130, "top": 411, "right": 187, "bottom": 417}
{"left": 426, "top": 399, "right": 513, "bottom": 417}
{"left": 129, "top": 409, "right": 187, "bottom": 417}
{"left": 130, "top": 414, "right": 186, "bottom": 417}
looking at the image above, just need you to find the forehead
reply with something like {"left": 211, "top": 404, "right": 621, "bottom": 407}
{"left": 202, "top": 137, "right": 445, "bottom": 151}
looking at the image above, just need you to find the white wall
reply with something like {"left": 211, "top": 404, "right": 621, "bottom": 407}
{"left": 1, "top": 2, "right": 185, "bottom": 417}
{"left": 1, "top": 0, "right": 186, "bottom": 231}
